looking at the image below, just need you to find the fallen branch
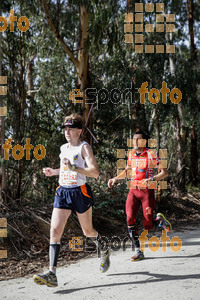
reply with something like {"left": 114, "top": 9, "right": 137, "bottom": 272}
{"left": 7, "top": 223, "right": 31, "bottom": 242}
{"left": 187, "top": 193, "right": 199, "bottom": 202}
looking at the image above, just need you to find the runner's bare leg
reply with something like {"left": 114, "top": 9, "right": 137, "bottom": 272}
{"left": 50, "top": 208, "right": 71, "bottom": 272}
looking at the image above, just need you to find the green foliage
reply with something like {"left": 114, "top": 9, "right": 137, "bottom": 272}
{"left": 1, "top": 0, "right": 200, "bottom": 205}
{"left": 91, "top": 179, "right": 127, "bottom": 220}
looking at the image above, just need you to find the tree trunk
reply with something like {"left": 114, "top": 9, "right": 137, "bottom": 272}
{"left": 13, "top": 32, "right": 27, "bottom": 201}
{"left": 155, "top": 115, "right": 160, "bottom": 151}
{"left": 187, "top": 0, "right": 197, "bottom": 60}
{"left": 190, "top": 123, "right": 198, "bottom": 184}
{"left": 78, "top": 4, "right": 91, "bottom": 144}
{"left": 168, "top": 32, "right": 188, "bottom": 190}
{"left": 27, "top": 60, "right": 34, "bottom": 106}
{"left": 187, "top": 0, "right": 198, "bottom": 183}
{"left": 0, "top": 5, "right": 6, "bottom": 203}
{"left": 174, "top": 105, "right": 188, "bottom": 191}
{"left": 42, "top": 0, "right": 93, "bottom": 144}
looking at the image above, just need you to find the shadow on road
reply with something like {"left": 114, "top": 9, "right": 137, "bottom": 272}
{"left": 132, "top": 253, "right": 200, "bottom": 260}
{"left": 54, "top": 272, "right": 200, "bottom": 295}
{"left": 121, "top": 252, "right": 200, "bottom": 262}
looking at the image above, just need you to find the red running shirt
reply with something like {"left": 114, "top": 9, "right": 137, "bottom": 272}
{"left": 127, "top": 148, "right": 160, "bottom": 187}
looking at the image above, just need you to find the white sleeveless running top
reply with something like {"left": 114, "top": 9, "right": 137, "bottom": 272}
{"left": 58, "top": 141, "right": 88, "bottom": 188}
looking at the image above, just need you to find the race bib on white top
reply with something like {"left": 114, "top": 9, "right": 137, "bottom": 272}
{"left": 60, "top": 166, "right": 77, "bottom": 186}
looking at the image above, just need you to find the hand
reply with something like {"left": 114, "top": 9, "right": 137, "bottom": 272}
{"left": 139, "top": 178, "right": 154, "bottom": 189}
{"left": 141, "top": 178, "right": 154, "bottom": 184}
{"left": 140, "top": 178, "right": 149, "bottom": 184}
{"left": 43, "top": 167, "right": 55, "bottom": 176}
{"left": 63, "top": 158, "right": 72, "bottom": 170}
{"left": 108, "top": 177, "right": 118, "bottom": 188}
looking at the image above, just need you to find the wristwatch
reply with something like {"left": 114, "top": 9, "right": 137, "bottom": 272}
{"left": 151, "top": 177, "right": 155, "bottom": 181}
{"left": 72, "top": 164, "right": 76, "bottom": 171}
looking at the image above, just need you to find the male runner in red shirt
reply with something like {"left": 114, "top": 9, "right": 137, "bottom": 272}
{"left": 108, "top": 131, "right": 171, "bottom": 261}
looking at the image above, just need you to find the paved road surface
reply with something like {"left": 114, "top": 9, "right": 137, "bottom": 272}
{"left": 0, "top": 228, "right": 200, "bottom": 300}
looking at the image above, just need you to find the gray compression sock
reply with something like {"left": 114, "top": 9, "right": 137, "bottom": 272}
{"left": 49, "top": 242, "right": 60, "bottom": 271}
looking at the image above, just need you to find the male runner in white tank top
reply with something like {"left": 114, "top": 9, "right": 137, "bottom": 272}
{"left": 33, "top": 113, "right": 110, "bottom": 287}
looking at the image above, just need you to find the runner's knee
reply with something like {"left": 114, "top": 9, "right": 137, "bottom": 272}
{"left": 127, "top": 215, "right": 135, "bottom": 225}
{"left": 50, "top": 227, "right": 63, "bottom": 240}
{"left": 143, "top": 206, "right": 153, "bottom": 230}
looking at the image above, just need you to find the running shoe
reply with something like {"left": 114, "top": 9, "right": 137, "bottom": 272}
{"left": 33, "top": 270, "right": 58, "bottom": 287}
{"left": 131, "top": 249, "right": 144, "bottom": 261}
{"left": 156, "top": 213, "right": 172, "bottom": 232}
{"left": 100, "top": 248, "right": 110, "bottom": 273}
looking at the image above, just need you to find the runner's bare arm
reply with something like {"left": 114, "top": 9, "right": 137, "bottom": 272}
{"left": 74, "top": 144, "right": 99, "bottom": 179}
{"left": 43, "top": 168, "right": 60, "bottom": 176}
{"left": 153, "top": 168, "right": 168, "bottom": 181}
{"left": 108, "top": 165, "right": 131, "bottom": 188}
{"left": 141, "top": 168, "right": 168, "bottom": 183}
